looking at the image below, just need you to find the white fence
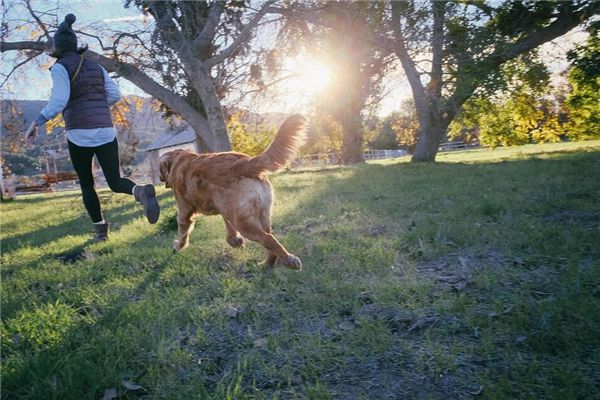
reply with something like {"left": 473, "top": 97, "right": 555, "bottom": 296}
{"left": 363, "top": 149, "right": 410, "bottom": 160}
{"left": 438, "top": 142, "right": 480, "bottom": 152}
{"left": 291, "top": 149, "right": 409, "bottom": 169}
{"left": 4, "top": 143, "right": 481, "bottom": 197}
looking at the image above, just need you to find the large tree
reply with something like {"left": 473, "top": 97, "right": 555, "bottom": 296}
{"left": 388, "top": 0, "right": 599, "bottom": 161}
{"left": 1, "top": 0, "right": 281, "bottom": 152}
{"left": 267, "top": 1, "right": 392, "bottom": 164}
{"left": 311, "top": 1, "right": 391, "bottom": 164}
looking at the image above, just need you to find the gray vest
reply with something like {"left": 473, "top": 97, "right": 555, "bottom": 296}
{"left": 56, "top": 52, "right": 114, "bottom": 130}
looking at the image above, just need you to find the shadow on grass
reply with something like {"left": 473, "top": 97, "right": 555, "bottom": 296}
{"left": 2, "top": 149, "right": 599, "bottom": 399}
{"left": 1, "top": 191, "right": 173, "bottom": 253}
{"left": 1, "top": 236, "right": 181, "bottom": 399}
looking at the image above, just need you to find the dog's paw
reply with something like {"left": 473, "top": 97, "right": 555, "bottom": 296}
{"left": 282, "top": 254, "right": 302, "bottom": 270}
{"left": 173, "top": 239, "right": 189, "bottom": 251}
{"left": 226, "top": 235, "right": 245, "bottom": 248}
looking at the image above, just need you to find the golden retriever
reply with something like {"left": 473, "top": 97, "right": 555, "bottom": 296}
{"left": 159, "top": 114, "right": 306, "bottom": 270}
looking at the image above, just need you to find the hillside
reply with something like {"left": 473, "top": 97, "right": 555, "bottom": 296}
{"left": 0, "top": 97, "right": 169, "bottom": 146}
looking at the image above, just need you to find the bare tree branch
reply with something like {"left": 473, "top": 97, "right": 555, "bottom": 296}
{"left": 390, "top": 2, "right": 427, "bottom": 115}
{"left": 24, "top": 0, "right": 50, "bottom": 39}
{"left": 0, "top": 39, "right": 216, "bottom": 150}
{"left": 428, "top": 0, "right": 445, "bottom": 100}
{"left": 1, "top": 39, "right": 48, "bottom": 52}
{"left": 0, "top": 48, "right": 42, "bottom": 86}
{"left": 205, "top": 0, "right": 277, "bottom": 69}
{"left": 191, "top": 0, "right": 225, "bottom": 56}
{"left": 243, "top": 72, "right": 296, "bottom": 95}
{"left": 146, "top": 1, "right": 184, "bottom": 52}
{"left": 76, "top": 31, "right": 114, "bottom": 51}
{"left": 112, "top": 32, "right": 152, "bottom": 59}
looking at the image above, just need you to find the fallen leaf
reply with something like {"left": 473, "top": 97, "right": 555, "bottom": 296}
{"left": 337, "top": 320, "right": 356, "bottom": 331}
{"left": 224, "top": 305, "right": 240, "bottom": 318}
{"left": 102, "top": 388, "right": 118, "bottom": 400}
{"left": 513, "top": 257, "right": 525, "bottom": 266}
{"left": 253, "top": 338, "right": 268, "bottom": 348}
{"left": 358, "top": 291, "right": 373, "bottom": 304}
{"left": 468, "top": 385, "right": 484, "bottom": 396}
{"left": 452, "top": 280, "right": 468, "bottom": 291}
{"left": 515, "top": 335, "right": 528, "bottom": 344}
{"left": 122, "top": 379, "right": 146, "bottom": 392}
{"left": 408, "top": 318, "right": 430, "bottom": 332}
{"left": 438, "top": 275, "right": 462, "bottom": 284}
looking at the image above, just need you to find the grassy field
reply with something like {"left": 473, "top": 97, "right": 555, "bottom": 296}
{"left": 2, "top": 141, "right": 600, "bottom": 399}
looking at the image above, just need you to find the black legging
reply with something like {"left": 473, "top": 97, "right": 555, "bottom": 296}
{"left": 68, "top": 138, "right": 135, "bottom": 223}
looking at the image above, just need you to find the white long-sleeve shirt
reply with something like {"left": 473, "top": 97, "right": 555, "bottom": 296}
{"left": 36, "top": 63, "right": 121, "bottom": 147}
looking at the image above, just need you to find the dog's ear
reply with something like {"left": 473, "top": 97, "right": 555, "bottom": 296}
{"left": 159, "top": 152, "right": 175, "bottom": 188}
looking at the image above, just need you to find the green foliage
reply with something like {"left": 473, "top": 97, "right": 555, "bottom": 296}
{"left": 451, "top": 88, "right": 562, "bottom": 148}
{"left": 303, "top": 112, "right": 343, "bottom": 155}
{"left": 0, "top": 152, "right": 43, "bottom": 176}
{"left": 228, "top": 113, "right": 276, "bottom": 156}
{"left": 368, "top": 101, "right": 418, "bottom": 152}
{"left": 368, "top": 118, "right": 399, "bottom": 150}
{"left": 563, "top": 30, "right": 600, "bottom": 141}
{"left": 450, "top": 54, "right": 563, "bottom": 148}
{"left": 494, "top": 1, "right": 555, "bottom": 37}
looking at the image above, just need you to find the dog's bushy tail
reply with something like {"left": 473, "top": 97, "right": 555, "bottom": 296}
{"left": 240, "top": 114, "right": 306, "bottom": 177}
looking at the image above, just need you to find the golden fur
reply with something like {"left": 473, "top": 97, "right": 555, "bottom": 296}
{"left": 159, "top": 114, "right": 306, "bottom": 269}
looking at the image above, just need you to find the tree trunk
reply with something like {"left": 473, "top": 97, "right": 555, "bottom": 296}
{"left": 411, "top": 113, "right": 448, "bottom": 162}
{"left": 340, "top": 112, "right": 363, "bottom": 164}
{"left": 201, "top": 91, "right": 231, "bottom": 152}
{"left": 190, "top": 60, "right": 232, "bottom": 152}
{"left": 187, "top": 118, "right": 212, "bottom": 153}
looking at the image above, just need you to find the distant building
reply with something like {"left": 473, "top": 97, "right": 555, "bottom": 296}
{"left": 143, "top": 127, "right": 198, "bottom": 183}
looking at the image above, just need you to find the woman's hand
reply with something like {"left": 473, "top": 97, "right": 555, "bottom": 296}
{"left": 24, "top": 121, "right": 38, "bottom": 148}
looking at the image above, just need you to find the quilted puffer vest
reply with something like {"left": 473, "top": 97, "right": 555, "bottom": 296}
{"left": 55, "top": 52, "right": 113, "bottom": 130}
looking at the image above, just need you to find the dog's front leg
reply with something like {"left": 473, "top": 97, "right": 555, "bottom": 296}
{"left": 174, "top": 208, "right": 195, "bottom": 251}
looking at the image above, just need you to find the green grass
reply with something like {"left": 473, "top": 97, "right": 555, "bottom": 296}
{"left": 2, "top": 140, "right": 600, "bottom": 399}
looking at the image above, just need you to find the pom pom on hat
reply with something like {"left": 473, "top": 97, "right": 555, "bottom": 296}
{"left": 65, "top": 13, "right": 76, "bottom": 25}
{"left": 53, "top": 14, "right": 78, "bottom": 55}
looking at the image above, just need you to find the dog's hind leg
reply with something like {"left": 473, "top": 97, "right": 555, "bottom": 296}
{"left": 235, "top": 217, "right": 301, "bottom": 270}
{"left": 258, "top": 209, "right": 277, "bottom": 267}
{"left": 174, "top": 206, "right": 195, "bottom": 251}
{"left": 223, "top": 217, "right": 244, "bottom": 248}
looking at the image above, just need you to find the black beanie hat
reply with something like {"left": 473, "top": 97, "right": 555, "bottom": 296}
{"left": 53, "top": 14, "right": 77, "bottom": 54}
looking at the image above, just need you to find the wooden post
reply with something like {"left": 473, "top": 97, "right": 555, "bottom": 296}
{"left": 44, "top": 154, "right": 50, "bottom": 177}
{"left": 0, "top": 168, "right": 5, "bottom": 201}
{"left": 7, "top": 174, "right": 17, "bottom": 200}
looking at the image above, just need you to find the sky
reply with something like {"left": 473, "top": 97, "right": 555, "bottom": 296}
{"left": 1, "top": 0, "right": 587, "bottom": 118}
{"left": 1, "top": 0, "right": 147, "bottom": 98}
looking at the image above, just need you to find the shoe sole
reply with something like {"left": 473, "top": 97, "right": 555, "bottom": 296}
{"left": 141, "top": 184, "right": 160, "bottom": 224}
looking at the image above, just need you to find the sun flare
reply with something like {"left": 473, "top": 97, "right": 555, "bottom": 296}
{"left": 286, "top": 58, "right": 332, "bottom": 97}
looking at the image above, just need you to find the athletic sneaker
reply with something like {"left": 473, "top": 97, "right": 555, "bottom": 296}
{"left": 133, "top": 184, "right": 160, "bottom": 224}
